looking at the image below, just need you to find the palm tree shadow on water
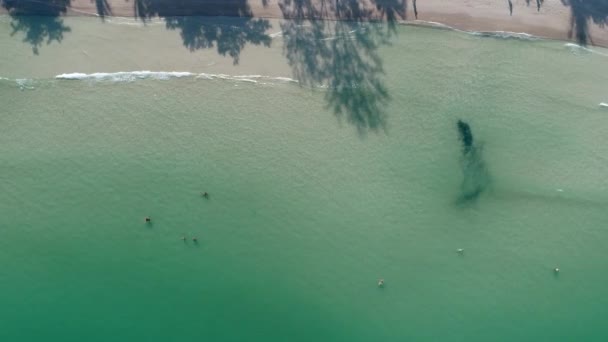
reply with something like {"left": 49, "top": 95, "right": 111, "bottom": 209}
{"left": 278, "top": 0, "right": 406, "bottom": 135}
{"left": 131, "top": 0, "right": 272, "bottom": 64}
{"left": 1, "top": 0, "right": 71, "bottom": 54}
{"left": 560, "top": 0, "right": 608, "bottom": 46}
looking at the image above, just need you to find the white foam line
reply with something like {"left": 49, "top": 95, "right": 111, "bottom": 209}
{"left": 55, "top": 71, "right": 194, "bottom": 81}
{"left": 406, "top": 20, "right": 455, "bottom": 30}
{"left": 273, "top": 77, "right": 299, "bottom": 83}
{"left": 409, "top": 20, "right": 608, "bottom": 55}
{"left": 196, "top": 73, "right": 256, "bottom": 83}
{"left": 53, "top": 71, "right": 299, "bottom": 84}
{"left": 104, "top": 18, "right": 150, "bottom": 27}
{"left": 65, "top": 6, "right": 161, "bottom": 24}
{"left": 15, "top": 78, "right": 35, "bottom": 90}
{"left": 471, "top": 31, "right": 538, "bottom": 40}
{"left": 403, "top": 20, "right": 540, "bottom": 41}
{"left": 565, "top": 42, "right": 592, "bottom": 52}
{"left": 600, "top": 102, "right": 608, "bottom": 108}
{"left": 565, "top": 43, "right": 608, "bottom": 57}
{"left": 196, "top": 73, "right": 298, "bottom": 83}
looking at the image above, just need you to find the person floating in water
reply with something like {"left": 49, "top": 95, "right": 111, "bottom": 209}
{"left": 457, "top": 248, "right": 464, "bottom": 254}
{"left": 181, "top": 236, "right": 186, "bottom": 241}
{"left": 378, "top": 279, "right": 385, "bottom": 287}
{"left": 201, "top": 192, "right": 209, "bottom": 199}
{"left": 144, "top": 216, "right": 151, "bottom": 223}
{"left": 192, "top": 237, "right": 198, "bottom": 243}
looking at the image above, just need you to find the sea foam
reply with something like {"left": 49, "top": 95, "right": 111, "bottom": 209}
{"left": 196, "top": 73, "right": 298, "bottom": 84}
{"left": 470, "top": 31, "right": 538, "bottom": 41}
{"left": 55, "top": 71, "right": 194, "bottom": 82}
{"left": 0, "top": 77, "right": 35, "bottom": 90}
{"left": 54, "top": 71, "right": 298, "bottom": 85}
{"left": 565, "top": 43, "right": 608, "bottom": 57}
{"left": 404, "top": 20, "right": 455, "bottom": 31}
{"left": 404, "top": 20, "right": 540, "bottom": 41}
{"left": 15, "top": 78, "right": 35, "bottom": 90}
{"left": 565, "top": 43, "right": 593, "bottom": 54}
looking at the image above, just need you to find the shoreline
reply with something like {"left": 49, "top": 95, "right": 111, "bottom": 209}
{"left": 0, "top": 0, "right": 606, "bottom": 48}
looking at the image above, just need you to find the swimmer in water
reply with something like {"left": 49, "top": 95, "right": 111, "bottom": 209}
{"left": 201, "top": 192, "right": 209, "bottom": 199}
{"left": 181, "top": 236, "right": 186, "bottom": 241}
{"left": 378, "top": 279, "right": 385, "bottom": 287}
{"left": 192, "top": 237, "right": 198, "bottom": 243}
{"left": 145, "top": 217, "right": 151, "bottom": 223}
{"left": 457, "top": 248, "right": 464, "bottom": 254}
{"left": 554, "top": 267, "right": 560, "bottom": 273}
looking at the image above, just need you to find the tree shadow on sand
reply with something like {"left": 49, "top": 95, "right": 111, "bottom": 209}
{"left": 95, "top": 0, "right": 112, "bottom": 20}
{"left": 1, "top": 0, "right": 72, "bottom": 54}
{"left": 561, "top": 0, "right": 608, "bottom": 46}
{"left": 279, "top": 0, "right": 406, "bottom": 134}
{"left": 131, "top": 0, "right": 271, "bottom": 64}
{"left": 525, "top": 0, "right": 545, "bottom": 12}
{"left": 373, "top": 0, "right": 408, "bottom": 24}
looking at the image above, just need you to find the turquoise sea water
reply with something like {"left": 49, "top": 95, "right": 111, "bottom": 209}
{"left": 1, "top": 15, "right": 608, "bottom": 341}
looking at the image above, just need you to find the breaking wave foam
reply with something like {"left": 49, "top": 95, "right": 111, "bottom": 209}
{"left": 404, "top": 20, "right": 539, "bottom": 41}
{"left": 54, "top": 71, "right": 299, "bottom": 84}
{"left": 470, "top": 31, "right": 538, "bottom": 41}
{"left": 564, "top": 43, "right": 608, "bottom": 57}
{"left": 55, "top": 71, "right": 194, "bottom": 81}
{"left": 0, "top": 77, "right": 36, "bottom": 90}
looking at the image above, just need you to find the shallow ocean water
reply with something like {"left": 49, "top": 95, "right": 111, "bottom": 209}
{"left": 1, "top": 15, "right": 608, "bottom": 341}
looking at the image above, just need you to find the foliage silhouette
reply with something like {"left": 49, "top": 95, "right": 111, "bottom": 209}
{"left": 1, "top": 0, "right": 71, "bottom": 54}
{"left": 131, "top": 0, "right": 271, "bottom": 64}
{"left": 278, "top": 0, "right": 405, "bottom": 133}
{"left": 561, "top": 0, "right": 608, "bottom": 46}
{"left": 95, "top": 0, "right": 112, "bottom": 20}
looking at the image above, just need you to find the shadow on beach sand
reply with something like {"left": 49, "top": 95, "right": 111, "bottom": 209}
{"left": 561, "top": 0, "right": 608, "bottom": 46}
{"left": 95, "top": 0, "right": 112, "bottom": 20}
{"left": 525, "top": 0, "right": 545, "bottom": 12}
{"left": 131, "top": 0, "right": 272, "bottom": 64}
{"left": 1, "top": 0, "right": 71, "bottom": 54}
{"left": 278, "top": 0, "right": 406, "bottom": 134}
